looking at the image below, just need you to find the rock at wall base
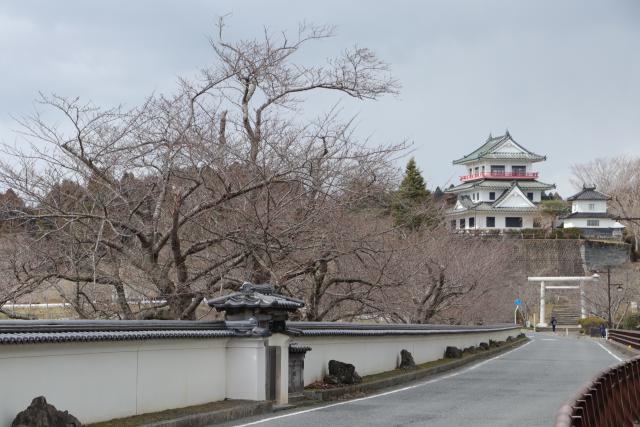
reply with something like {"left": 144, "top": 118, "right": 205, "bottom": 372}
{"left": 324, "top": 360, "right": 362, "bottom": 385}
{"left": 11, "top": 396, "right": 82, "bottom": 427}
{"left": 399, "top": 349, "right": 417, "bottom": 369}
{"left": 444, "top": 346, "right": 462, "bottom": 359}
{"left": 478, "top": 342, "right": 490, "bottom": 351}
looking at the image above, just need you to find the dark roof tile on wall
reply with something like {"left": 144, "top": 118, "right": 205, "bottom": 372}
{"left": 562, "top": 212, "right": 614, "bottom": 219}
{"left": 286, "top": 322, "right": 518, "bottom": 337}
{"left": 0, "top": 319, "right": 251, "bottom": 345}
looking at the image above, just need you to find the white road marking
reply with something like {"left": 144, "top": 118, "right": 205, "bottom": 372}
{"left": 541, "top": 339, "right": 557, "bottom": 341}
{"left": 232, "top": 340, "right": 534, "bottom": 427}
{"left": 595, "top": 341, "right": 623, "bottom": 362}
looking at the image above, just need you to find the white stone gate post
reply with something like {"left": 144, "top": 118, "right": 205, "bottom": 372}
{"left": 539, "top": 281, "right": 546, "bottom": 327}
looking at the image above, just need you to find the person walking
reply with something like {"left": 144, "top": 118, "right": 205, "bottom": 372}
{"left": 599, "top": 323, "right": 606, "bottom": 339}
{"left": 551, "top": 316, "right": 557, "bottom": 333}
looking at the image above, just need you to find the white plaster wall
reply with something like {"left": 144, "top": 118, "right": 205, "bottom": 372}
{"left": 572, "top": 200, "right": 607, "bottom": 213}
{"left": 464, "top": 214, "right": 535, "bottom": 229}
{"left": 225, "top": 338, "right": 267, "bottom": 401}
{"left": 0, "top": 339, "right": 230, "bottom": 425}
{"left": 450, "top": 213, "right": 536, "bottom": 230}
{"left": 294, "top": 328, "right": 519, "bottom": 385}
{"left": 564, "top": 218, "right": 618, "bottom": 228}
{"left": 530, "top": 191, "right": 542, "bottom": 203}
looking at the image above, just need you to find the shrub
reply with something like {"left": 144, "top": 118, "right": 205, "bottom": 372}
{"left": 578, "top": 316, "right": 606, "bottom": 333}
{"left": 558, "top": 227, "right": 583, "bottom": 239}
{"left": 518, "top": 228, "right": 547, "bottom": 239}
{"left": 622, "top": 313, "right": 640, "bottom": 330}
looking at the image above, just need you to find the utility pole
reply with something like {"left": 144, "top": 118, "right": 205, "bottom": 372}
{"left": 607, "top": 268, "right": 612, "bottom": 328}
{"left": 606, "top": 267, "right": 623, "bottom": 328}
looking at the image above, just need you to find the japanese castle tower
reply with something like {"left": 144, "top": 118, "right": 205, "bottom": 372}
{"left": 446, "top": 131, "right": 555, "bottom": 230}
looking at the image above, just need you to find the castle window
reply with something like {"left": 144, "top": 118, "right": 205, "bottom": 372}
{"left": 512, "top": 165, "right": 526, "bottom": 175}
{"left": 489, "top": 192, "right": 495, "bottom": 200}
{"left": 460, "top": 218, "right": 466, "bottom": 229}
{"left": 490, "top": 165, "right": 505, "bottom": 175}
{"left": 486, "top": 217, "right": 495, "bottom": 228}
{"left": 587, "top": 219, "right": 600, "bottom": 227}
{"left": 505, "top": 217, "right": 523, "bottom": 228}
{"left": 469, "top": 217, "right": 475, "bottom": 228}
{"left": 588, "top": 203, "right": 595, "bottom": 211}
{"left": 527, "top": 192, "right": 534, "bottom": 201}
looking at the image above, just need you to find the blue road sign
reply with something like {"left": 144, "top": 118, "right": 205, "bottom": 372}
{"left": 514, "top": 298, "right": 522, "bottom": 306}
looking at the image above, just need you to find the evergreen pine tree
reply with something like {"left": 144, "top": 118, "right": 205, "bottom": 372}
{"left": 398, "top": 158, "right": 429, "bottom": 202}
{"left": 393, "top": 158, "right": 432, "bottom": 229}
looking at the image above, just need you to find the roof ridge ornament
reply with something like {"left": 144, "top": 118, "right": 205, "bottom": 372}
{"left": 240, "top": 282, "right": 274, "bottom": 294}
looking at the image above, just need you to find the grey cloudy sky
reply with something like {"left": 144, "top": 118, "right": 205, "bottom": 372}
{"left": 1, "top": 0, "right": 639, "bottom": 195}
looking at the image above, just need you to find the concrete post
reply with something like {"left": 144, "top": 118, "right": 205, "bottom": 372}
{"left": 538, "top": 281, "right": 547, "bottom": 327}
{"left": 580, "top": 281, "right": 587, "bottom": 320}
{"left": 267, "top": 333, "right": 291, "bottom": 405}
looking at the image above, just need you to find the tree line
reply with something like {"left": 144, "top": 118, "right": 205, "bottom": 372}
{"left": 3, "top": 22, "right": 634, "bottom": 324}
{"left": 0, "top": 23, "right": 521, "bottom": 323}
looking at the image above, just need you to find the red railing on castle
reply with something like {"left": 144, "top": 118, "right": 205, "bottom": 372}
{"left": 459, "top": 171, "right": 539, "bottom": 182}
{"left": 555, "top": 354, "right": 640, "bottom": 427}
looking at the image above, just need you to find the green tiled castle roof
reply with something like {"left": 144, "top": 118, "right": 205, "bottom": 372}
{"left": 452, "top": 131, "right": 546, "bottom": 165}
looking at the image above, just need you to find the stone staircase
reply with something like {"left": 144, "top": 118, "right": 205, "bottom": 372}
{"left": 551, "top": 302, "right": 581, "bottom": 326}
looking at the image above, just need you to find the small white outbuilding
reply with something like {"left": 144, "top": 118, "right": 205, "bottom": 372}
{"left": 562, "top": 185, "right": 625, "bottom": 238}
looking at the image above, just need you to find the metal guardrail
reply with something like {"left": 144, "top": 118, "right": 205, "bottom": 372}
{"left": 609, "top": 329, "right": 640, "bottom": 350}
{"left": 555, "top": 356, "right": 640, "bottom": 427}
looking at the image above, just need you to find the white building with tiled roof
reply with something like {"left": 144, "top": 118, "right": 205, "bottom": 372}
{"left": 562, "top": 185, "right": 625, "bottom": 238}
{"left": 445, "top": 131, "right": 555, "bottom": 230}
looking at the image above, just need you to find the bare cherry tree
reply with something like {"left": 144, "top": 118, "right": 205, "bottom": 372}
{"left": 371, "top": 228, "right": 519, "bottom": 324}
{"left": 0, "top": 22, "right": 402, "bottom": 319}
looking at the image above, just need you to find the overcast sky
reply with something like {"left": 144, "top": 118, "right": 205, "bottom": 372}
{"left": 1, "top": 0, "right": 639, "bottom": 195}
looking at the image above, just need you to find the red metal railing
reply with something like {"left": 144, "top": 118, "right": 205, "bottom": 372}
{"left": 555, "top": 354, "right": 640, "bottom": 426}
{"left": 459, "top": 171, "right": 539, "bottom": 182}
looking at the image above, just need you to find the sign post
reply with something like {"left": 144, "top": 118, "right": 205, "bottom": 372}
{"left": 514, "top": 298, "right": 522, "bottom": 325}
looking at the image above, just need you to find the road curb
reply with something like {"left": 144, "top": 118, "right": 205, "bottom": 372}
{"left": 303, "top": 335, "right": 529, "bottom": 401}
{"left": 88, "top": 401, "right": 273, "bottom": 427}
{"left": 602, "top": 337, "right": 640, "bottom": 358}
{"left": 137, "top": 401, "right": 273, "bottom": 427}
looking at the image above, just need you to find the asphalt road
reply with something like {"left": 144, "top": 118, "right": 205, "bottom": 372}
{"left": 220, "top": 333, "right": 626, "bottom": 427}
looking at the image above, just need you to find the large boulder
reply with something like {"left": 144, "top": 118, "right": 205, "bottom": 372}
{"left": 324, "top": 360, "right": 362, "bottom": 385}
{"left": 12, "top": 396, "right": 81, "bottom": 427}
{"left": 399, "top": 349, "right": 416, "bottom": 369}
{"left": 478, "top": 342, "right": 490, "bottom": 351}
{"left": 444, "top": 346, "right": 462, "bottom": 359}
